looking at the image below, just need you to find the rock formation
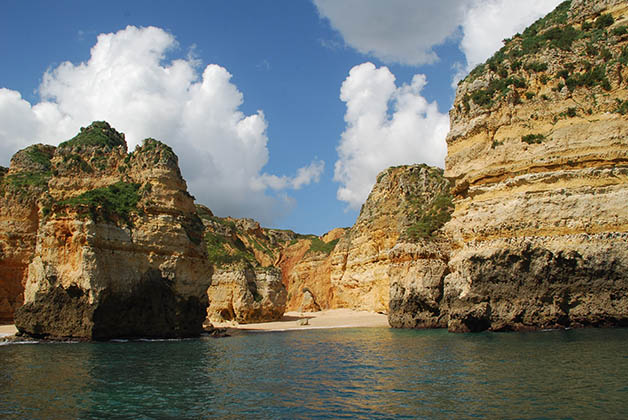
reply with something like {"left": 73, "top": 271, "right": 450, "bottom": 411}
{"left": 199, "top": 206, "right": 289, "bottom": 323}
{"left": 279, "top": 229, "right": 343, "bottom": 312}
{"left": 11, "top": 122, "right": 212, "bottom": 339}
{"left": 0, "top": 145, "right": 54, "bottom": 322}
{"left": 443, "top": 0, "right": 628, "bottom": 332}
{"left": 201, "top": 164, "right": 452, "bottom": 319}
{"left": 331, "top": 165, "right": 452, "bottom": 314}
{"left": 206, "top": 264, "right": 285, "bottom": 323}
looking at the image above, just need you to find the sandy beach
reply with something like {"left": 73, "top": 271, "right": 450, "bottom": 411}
{"left": 0, "top": 310, "right": 388, "bottom": 339}
{"left": 0, "top": 324, "right": 17, "bottom": 338}
{"left": 211, "top": 309, "right": 389, "bottom": 333}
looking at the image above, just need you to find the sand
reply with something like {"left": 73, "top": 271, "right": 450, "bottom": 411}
{"left": 211, "top": 309, "right": 389, "bottom": 333}
{"left": 0, "top": 310, "right": 390, "bottom": 339}
{"left": 0, "top": 324, "right": 17, "bottom": 338}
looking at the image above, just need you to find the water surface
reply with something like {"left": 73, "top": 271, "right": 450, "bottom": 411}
{"left": 1, "top": 328, "right": 627, "bottom": 419}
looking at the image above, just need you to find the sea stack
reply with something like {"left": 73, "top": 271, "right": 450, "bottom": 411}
{"left": 12, "top": 122, "right": 212, "bottom": 339}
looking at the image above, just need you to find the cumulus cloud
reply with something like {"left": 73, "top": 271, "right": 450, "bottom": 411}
{"left": 0, "top": 25, "right": 322, "bottom": 224}
{"left": 460, "top": 0, "right": 564, "bottom": 70}
{"left": 313, "top": 0, "right": 465, "bottom": 66}
{"left": 334, "top": 63, "right": 449, "bottom": 209}
{"left": 314, "top": 0, "right": 564, "bottom": 73}
{"left": 254, "top": 160, "right": 325, "bottom": 191}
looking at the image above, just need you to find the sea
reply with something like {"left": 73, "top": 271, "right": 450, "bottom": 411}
{"left": 1, "top": 327, "right": 627, "bottom": 419}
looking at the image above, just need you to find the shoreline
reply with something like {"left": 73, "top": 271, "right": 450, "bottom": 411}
{"left": 1, "top": 310, "right": 389, "bottom": 341}
{"left": 0, "top": 324, "right": 18, "bottom": 338}
{"left": 211, "top": 309, "right": 390, "bottom": 334}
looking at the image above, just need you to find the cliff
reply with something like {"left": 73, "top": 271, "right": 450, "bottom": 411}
{"left": 0, "top": 145, "right": 55, "bottom": 322}
{"left": 444, "top": 0, "right": 628, "bottom": 331}
{"left": 198, "top": 207, "right": 289, "bottom": 323}
{"left": 10, "top": 122, "right": 212, "bottom": 339}
{"left": 201, "top": 164, "right": 452, "bottom": 319}
{"left": 331, "top": 165, "right": 452, "bottom": 314}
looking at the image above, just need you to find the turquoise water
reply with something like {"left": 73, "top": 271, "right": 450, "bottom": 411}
{"left": 1, "top": 328, "right": 627, "bottom": 419}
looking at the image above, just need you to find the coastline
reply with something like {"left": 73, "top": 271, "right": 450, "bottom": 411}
{"left": 1, "top": 310, "right": 389, "bottom": 340}
{"left": 210, "top": 309, "right": 389, "bottom": 334}
{"left": 0, "top": 324, "right": 17, "bottom": 338}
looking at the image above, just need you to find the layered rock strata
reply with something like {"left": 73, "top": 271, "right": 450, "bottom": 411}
{"left": 0, "top": 145, "right": 54, "bottom": 322}
{"left": 199, "top": 206, "right": 290, "bottom": 322}
{"left": 331, "top": 165, "right": 453, "bottom": 314}
{"left": 206, "top": 264, "right": 286, "bottom": 323}
{"left": 444, "top": 0, "right": 628, "bottom": 332}
{"left": 12, "top": 122, "right": 212, "bottom": 339}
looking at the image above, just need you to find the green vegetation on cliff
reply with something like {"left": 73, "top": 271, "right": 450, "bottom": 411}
{"left": 0, "top": 145, "right": 54, "bottom": 198}
{"left": 407, "top": 193, "right": 453, "bottom": 240}
{"left": 0, "top": 172, "right": 50, "bottom": 197}
{"left": 135, "top": 138, "right": 178, "bottom": 166}
{"left": 204, "top": 231, "right": 257, "bottom": 267}
{"left": 59, "top": 121, "right": 126, "bottom": 149}
{"left": 307, "top": 237, "right": 339, "bottom": 255}
{"left": 461, "top": 1, "right": 626, "bottom": 112}
{"left": 59, "top": 181, "right": 141, "bottom": 225}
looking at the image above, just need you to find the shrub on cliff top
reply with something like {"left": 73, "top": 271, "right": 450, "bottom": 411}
{"left": 59, "top": 121, "right": 126, "bottom": 149}
{"left": 595, "top": 14, "right": 614, "bottom": 30}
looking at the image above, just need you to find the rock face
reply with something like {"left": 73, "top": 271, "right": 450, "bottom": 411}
{"left": 12, "top": 122, "right": 212, "bottom": 339}
{"left": 0, "top": 145, "right": 55, "bottom": 322}
{"left": 279, "top": 232, "right": 341, "bottom": 312}
{"left": 199, "top": 206, "right": 290, "bottom": 322}
{"left": 387, "top": 239, "right": 451, "bottom": 329}
{"left": 206, "top": 264, "right": 286, "bottom": 323}
{"left": 206, "top": 165, "right": 453, "bottom": 318}
{"left": 444, "top": 0, "right": 628, "bottom": 332}
{"left": 330, "top": 165, "right": 452, "bottom": 313}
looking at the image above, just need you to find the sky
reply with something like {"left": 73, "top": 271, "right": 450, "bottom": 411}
{"left": 0, "top": 0, "right": 563, "bottom": 235}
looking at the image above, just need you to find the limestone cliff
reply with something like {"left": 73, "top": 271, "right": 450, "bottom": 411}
{"left": 444, "top": 0, "right": 628, "bottom": 332}
{"left": 203, "top": 164, "right": 452, "bottom": 318}
{"left": 0, "top": 145, "right": 54, "bottom": 322}
{"left": 12, "top": 122, "right": 212, "bottom": 339}
{"left": 206, "top": 264, "right": 285, "bottom": 324}
{"left": 198, "top": 207, "right": 289, "bottom": 323}
{"left": 279, "top": 228, "right": 345, "bottom": 312}
{"left": 330, "top": 165, "right": 452, "bottom": 313}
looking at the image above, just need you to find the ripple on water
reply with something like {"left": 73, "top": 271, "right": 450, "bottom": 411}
{"left": 1, "top": 327, "right": 627, "bottom": 418}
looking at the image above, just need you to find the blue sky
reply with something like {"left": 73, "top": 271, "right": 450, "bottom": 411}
{"left": 0, "top": 0, "right": 561, "bottom": 235}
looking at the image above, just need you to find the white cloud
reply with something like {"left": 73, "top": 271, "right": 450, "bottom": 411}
{"left": 314, "top": 0, "right": 564, "bottom": 73}
{"left": 253, "top": 159, "right": 325, "bottom": 191}
{"left": 460, "top": 0, "right": 564, "bottom": 71}
{"left": 313, "top": 0, "right": 465, "bottom": 66}
{"left": 0, "top": 26, "right": 322, "bottom": 225}
{"left": 333, "top": 63, "right": 449, "bottom": 209}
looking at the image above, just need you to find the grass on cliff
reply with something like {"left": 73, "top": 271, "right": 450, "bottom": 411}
{"left": 406, "top": 193, "right": 453, "bottom": 241}
{"left": 204, "top": 231, "right": 256, "bottom": 267}
{"left": 137, "top": 138, "right": 177, "bottom": 165}
{"left": 59, "top": 121, "right": 126, "bottom": 149}
{"left": 25, "top": 147, "right": 53, "bottom": 171}
{"left": 0, "top": 171, "right": 51, "bottom": 197}
{"left": 307, "top": 237, "right": 339, "bottom": 256}
{"left": 461, "top": 1, "right": 625, "bottom": 111}
{"left": 522, "top": 134, "right": 547, "bottom": 144}
{"left": 59, "top": 181, "right": 141, "bottom": 225}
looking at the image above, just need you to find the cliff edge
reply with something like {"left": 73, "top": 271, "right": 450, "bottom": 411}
{"left": 444, "top": 0, "right": 628, "bottom": 332}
